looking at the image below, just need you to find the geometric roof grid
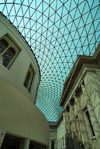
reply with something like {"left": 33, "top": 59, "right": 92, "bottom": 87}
{"left": 0, "top": 0, "right": 100, "bottom": 122}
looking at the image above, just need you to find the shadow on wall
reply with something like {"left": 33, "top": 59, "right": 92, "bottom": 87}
{"left": 66, "top": 133, "right": 85, "bottom": 149}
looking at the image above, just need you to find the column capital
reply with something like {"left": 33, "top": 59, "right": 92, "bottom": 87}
{"left": 73, "top": 92, "right": 77, "bottom": 98}
{"left": 81, "top": 83, "right": 85, "bottom": 88}
{"left": 73, "top": 92, "right": 79, "bottom": 99}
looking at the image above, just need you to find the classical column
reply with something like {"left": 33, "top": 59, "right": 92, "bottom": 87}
{"left": 81, "top": 83, "right": 100, "bottom": 139}
{"left": 63, "top": 109, "right": 67, "bottom": 149}
{"left": 70, "top": 98, "right": 80, "bottom": 149}
{"left": 22, "top": 138, "right": 30, "bottom": 149}
{"left": 74, "top": 94, "right": 90, "bottom": 149}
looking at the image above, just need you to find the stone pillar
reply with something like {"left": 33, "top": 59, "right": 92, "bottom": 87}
{"left": 74, "top": 94, "right": 90, "bottom": 149}
{"left": 22, "top": 138, "right": 30, "bottom": 149}
{"left": 81, "top": 83, "right": 100, "bottom": 139}
{"left": 63, "top": 112, "right": 67, "bottom": 149}
{"left": 70, "top": 99, "right": 80, "bottom": 149}
{"left": 19, "top": 140, "right": 24, "bottom": 149}
{"left": 64, "top": 106, "right": 73, "bottom": 149}
{"left": 0, "top": 129, "right": 6, "bottom": 148}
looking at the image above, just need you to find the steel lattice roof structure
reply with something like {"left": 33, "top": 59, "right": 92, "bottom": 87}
{"left": 0, "top": 0, "right": 100, "bottom": 122}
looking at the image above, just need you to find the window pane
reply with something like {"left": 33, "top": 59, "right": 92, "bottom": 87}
{"left": 24, "top": 71, "right": 31, "bottom": 88}
{"left": 3, "top": 47, "right": 15, "bottom": 67}
{"left": 24, "top": 65, "right": 34, "bottom": 92}
{"left": 0, "top": 39, "right": 8, "bottom": 54}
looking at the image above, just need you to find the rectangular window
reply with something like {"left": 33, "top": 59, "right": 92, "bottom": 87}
{"left": 84, "top": 107, "right": 95, "bottom": 137}
{"left": 0, "top": 35, "right": 20, "bottom": 69}
{"left": 51, "top": 141, "right": 54, "bottom": 149}
{"left": 24, "top": 65, "right": 34, "bottom": 92}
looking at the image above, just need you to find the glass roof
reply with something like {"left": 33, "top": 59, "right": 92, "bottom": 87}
{"left": 0, "top": 0, "right": 100, "bottom": 122}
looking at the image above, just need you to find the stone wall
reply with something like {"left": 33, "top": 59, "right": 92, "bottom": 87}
{"left": 59, "top": 43, "right": 100, "bottom": 149}
{"left": 49, "top": 126, "right": 57, "bottom": 149}
{"left": 57, "top": 119, "right": 66, "bottom": 149}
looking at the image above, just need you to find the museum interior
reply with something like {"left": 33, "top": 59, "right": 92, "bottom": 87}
{"left": 0, "top": 0, "right": 100, "bottom": 149}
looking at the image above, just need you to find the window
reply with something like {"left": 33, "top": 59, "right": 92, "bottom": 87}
{"left": 84, "top": 107, "right": 95, "bottom": 137}
{"left": 24, "top": 65, "right": 34, "bottom": 92}
{"left": 51, "top": 141, "right": 54, "bottom": 149}
{"left": 0, "top": 35, "right": 20, "bottom": 68}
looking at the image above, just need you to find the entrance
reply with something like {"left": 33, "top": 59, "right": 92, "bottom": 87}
{"left": 1, "top": 134, "right": 22, "bottom": 149}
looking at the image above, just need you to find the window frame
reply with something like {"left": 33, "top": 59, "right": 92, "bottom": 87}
{"left": 24, "top": 64, "right": 35, "bottom": 93}
{"left": 0, "top": 34, "right": 20, "bottom": 69}
{"left": 83, "top": 107, "right": 95, "bottom": 138}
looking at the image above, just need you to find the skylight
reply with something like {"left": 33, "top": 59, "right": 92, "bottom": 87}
{"left": 0, "top": 0, "right": 100, "bottom": 121}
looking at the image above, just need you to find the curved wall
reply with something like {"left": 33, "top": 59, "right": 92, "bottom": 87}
{"left": 0, "top": 79, "right": 49, "bottom": 146}
{"left": 0, "top": 14, "right": 39, "bottom": 103}
{"left": 0, "top": 14, "right": 49, "bottom": 147}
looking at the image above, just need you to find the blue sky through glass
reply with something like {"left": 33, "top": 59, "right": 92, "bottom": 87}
{"left": 0, "top": 0, "right": 100, "bottom": 121}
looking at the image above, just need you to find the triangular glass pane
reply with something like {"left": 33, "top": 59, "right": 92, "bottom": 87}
{"left": 37, "top": 11, "right": 42, "bottom": 20}
{"left": 70, "top": 0, "right": 76, "bottom": 10}
{"left": 70, "top": 8, "right": 76, "bottom": 18}
{"left": 55, "top": 13, "right": 60, "bottom": 22}
{"left": 92, "top": 0, "right": 99, "bottom": 8}
{"left": 64, "top": 0, "right": 71, "bottom": 10}
{"left": 57, "top": 7, "right": 62, "bottom": 17}
{"left": 3, "top": 6, "right": 9, "bottom": 16}
{"left": 67, "top": 14, "right": 72, "bottom": 24}
{"left": 56, "top": 0, "right": 62, "bottom": 10}
{"left": 75, "top": 8, "right": 81, "bottom": 19}
{"left": 9, "top": 16, "right": 15, "bottom": 23}
{"left": 83, "top": 1, "right": 90, "bottom": 14}
{"left": 82, "top": 12, "right": 89, "bottom": 24}
{"left": 13, "top": 18, "right": 18, "bottom": 26}
{"left": 23, "top": 0, "right": 29, "bottom": 5}
{"left": 78, "top": 18, "right": 84, "bottom": 28}
{"left": 37, "top": 3, "right": 42, "bottom": 12}
{"left": 88, "top": 0, "right": 93, "bottom": 8}
{"left": 17, "top": 7, "right": 23, "bottom": 16}
{"left": 74, "top": 18, "right": 80, "bottom": 28}
{"left": 94, "top": 19, "right": 100, "bottom": 30}
{"left": 43, "top": 2, "right": 49, "bottom": 12}
{"left": 78, "top": 1, "right": 85, "bottom": 14}
{"left": 62, "top": 6, "right": 68, "bottom": 16}
{"left": 6, "top": 4, "right": 12, "bottom": 12}
{"left": 94, "top": 6, "right": 100, "bottom": 20}
{"left": 85, "top": 23, "right": 92, "bottom": 34}
{"left": 86, "top": 13, "right": 92, "bottom": 24}
{"left": 71, "top": 22, "right": 76, "bottom": 31}
{"left": 88, "top": 24, "right": 94, "bottom": 34}
{"left": 30, "top": 0, "right": 36, "bottom": 9}
{"left": 30, "top": 8, "right": 35, "bottom": 17}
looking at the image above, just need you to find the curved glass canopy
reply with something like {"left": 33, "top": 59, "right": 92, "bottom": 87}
{"left": 0, "top": 0, "right": 100, "bottom": 122}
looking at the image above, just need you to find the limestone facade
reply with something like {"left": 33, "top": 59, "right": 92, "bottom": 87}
{"left": 60, "top": 43, "right": 100, "bottom": 149}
